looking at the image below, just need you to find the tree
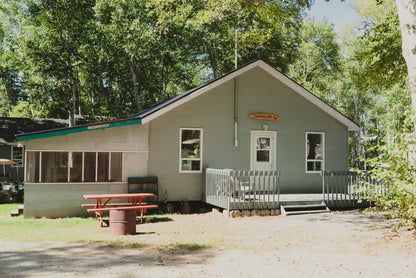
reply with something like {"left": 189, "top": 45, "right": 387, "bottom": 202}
{"left": 23, "top": 0, "right": 96, "bottom": 126}
{"left": 0, "top": 2, "right": 20, "bottom": 116}
{"left": 396, "top": 0, "right": 416, "bottom": 124}
{"left": 288, "top": 19, "right": 342, "bottom": 104}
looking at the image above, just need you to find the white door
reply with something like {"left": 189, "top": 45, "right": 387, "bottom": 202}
{"left": 250, "top": 131, "right": 276, "bottom": 171}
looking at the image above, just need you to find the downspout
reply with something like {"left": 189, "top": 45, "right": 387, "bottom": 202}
{"left": 234, "top": 77, "right": 238, "bottom": 147}
{"left": 234, "top": 29, "right": 239, "bottom": 148}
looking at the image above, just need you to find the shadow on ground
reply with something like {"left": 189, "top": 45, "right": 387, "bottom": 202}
{"left": 303, "top": 210, "right": 400, "bottom": 230}
{"left": 0, "top": 241, "right": 215, "bottom": 278}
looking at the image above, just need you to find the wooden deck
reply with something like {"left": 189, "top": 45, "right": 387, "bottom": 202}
{"left": 205, "top": 169, "right": 382, "bottom": 211}
{"left": 224, "top": 193, "right": 366, "bottom": 210}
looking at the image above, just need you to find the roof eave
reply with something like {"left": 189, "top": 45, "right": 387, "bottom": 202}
{"left": 17, "top": 118, "right": 142, "bottom": 142}
{"left": 139, "top": 59, "right": 360, "bottom": 131}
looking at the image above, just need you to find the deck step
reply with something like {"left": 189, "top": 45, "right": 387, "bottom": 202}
{"left": 280, "top": 201, "right": 330, "bottom": 217}
{"left": 282, "top": 203, "right": 327, "bottom": 209}
{"left": 283, "top": 209, "right": 330, "bottom": 216}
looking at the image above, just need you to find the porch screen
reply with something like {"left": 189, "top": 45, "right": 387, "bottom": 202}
{"left": 25, "top": 151, "right": 123, "bottom": 183}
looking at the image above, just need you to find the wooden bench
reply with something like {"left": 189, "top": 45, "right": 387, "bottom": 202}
{"left": 87, "top": 205, "right": 158, "bottom": 223}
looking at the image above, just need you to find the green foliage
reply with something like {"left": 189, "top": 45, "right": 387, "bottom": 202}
{"left": 365, "top": 113, "right": 416, "bottom": 228}
{"left": 355, "top": 0, "right": 406, "bottom": 88}
{"left": 288, "top": 19, "right": 342, "bottom": 105}
{"left": 0, "top": 0, "right": 312, "bottom": 120}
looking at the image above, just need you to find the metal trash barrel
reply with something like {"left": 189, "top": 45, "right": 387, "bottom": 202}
{"left": 109, "top": 210, "right": 137, "bottom": 235}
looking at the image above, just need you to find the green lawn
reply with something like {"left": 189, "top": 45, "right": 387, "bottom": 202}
{"left": 0, "top": 203, "right": 124, "bottom": 243}
{"left": 0, "top": 204, "right": 218, "bottom": 250}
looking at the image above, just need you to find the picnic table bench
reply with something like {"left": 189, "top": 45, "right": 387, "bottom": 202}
{"left": 82, "top": 193, "right": 157, "bottom": 226}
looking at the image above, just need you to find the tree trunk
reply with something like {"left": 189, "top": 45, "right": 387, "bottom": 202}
{"left": 353, "top": 92, "right": 364, "bottom": 169}
{"left": 129, "top": 61, "right": 143, "bottom": 111}
{"left": 396, "top": 0, "right": 416, "bottom": 124}
{"left": 207, "top": 40, "right": 219, "bottom": 79}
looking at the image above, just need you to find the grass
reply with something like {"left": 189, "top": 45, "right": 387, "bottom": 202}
{"left": 0, "top": 203, "right": 214, "bottom": 251}
{"left": 0, "top": 203, "right": 108, "bottom": 242}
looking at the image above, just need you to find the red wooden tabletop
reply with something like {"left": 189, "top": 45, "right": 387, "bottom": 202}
{"left": 83, "top": 193, "right": 155, "bottom": 199}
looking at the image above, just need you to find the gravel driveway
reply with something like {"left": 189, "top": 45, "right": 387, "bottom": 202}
{"left": 1, "top": 210, "right": 415, "bottom": 278}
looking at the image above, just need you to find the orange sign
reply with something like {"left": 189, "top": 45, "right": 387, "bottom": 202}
{"left": 248, "top": 113, "right": 280, "bottom": 121}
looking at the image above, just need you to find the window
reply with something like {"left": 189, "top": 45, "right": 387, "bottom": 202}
{"left": 110, "top": 152, "right": 122, "bottom": 182}
{"left": 26, "top": 152, "right": 39, "bottom": 183}
{"left": 25, "top": 151, "right": 123, "bottom": 183}
{"left": 69, "top": 152, "right": 83, "bottom": 182}
{"left": 306, "top": 132, "right": 324, "bottom": 173}
{"left": 41, "top": 152, "right": 68, "bottom": 182}
{"left": 256, "top": 137, "right": 271, "bottom": 162}
{"left": 97, "top": 152, "right": 109, "bottom": 182}
{"left": 180, "top": 128, "right": 202, "bottom": 173}
{"left": 84, "top": 152, "right": 96, "bottom": 182}
{"left": 11, "top": 146, "right": 23, "bottom": 167}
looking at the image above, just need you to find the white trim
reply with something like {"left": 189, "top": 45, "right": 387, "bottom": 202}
{"left": 24, "top": 182, "right": 128, "bottom": 185}
{"left": 257, "top": 63, "right": 358, "bottom": 131}
{"left": 25, "top": 149, "right": 148, "bottom": 153}
{"left": 25, "top": 150, "right": 125, "bottom": 183}
{"left": 179, "top": 128, "right": 203, "bottom": 173}
{"left": 82, "top": 152, "right": 85, "bottom": 182}
{"left": 39, "top": 151, "right": 42, "bottom": 183}
{"left": 306, "top": 132, "right": 325, "bottom": 173}
{"left": 108, "top": 152, "right": 112, "bottom": 181}
{"left": 141, "top": 60, "right": 359, "bottom": 131}
{"left": 95, "top": 152, "right": 98, "bottom": 182}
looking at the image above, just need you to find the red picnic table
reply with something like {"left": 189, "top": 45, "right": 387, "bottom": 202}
{"left": 82, "top": 193, "right": 157, "bottom": 226}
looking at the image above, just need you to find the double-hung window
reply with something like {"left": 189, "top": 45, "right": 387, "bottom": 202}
{"left": 180, "top": 128, "right": 202, "bottom": 173}
{"left": 306, "top": 132, "right": 324, "bottom": 173}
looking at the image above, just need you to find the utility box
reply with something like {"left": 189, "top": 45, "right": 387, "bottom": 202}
{"left": 127, "top": 176, "right": 159, "bottom": 214}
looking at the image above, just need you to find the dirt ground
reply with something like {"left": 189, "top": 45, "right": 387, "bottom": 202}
{"left": 1, "top": 210, "right": 416, "bottom": 278}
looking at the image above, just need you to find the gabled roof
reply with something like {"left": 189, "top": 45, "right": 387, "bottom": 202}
{"left": 0, "top": 117, "right": 68, "bottom": 144}
{"left": 131, "top": 59, "right": 359, "bottom": 131}
{"left": 17, "top": 59, "right": 359, "bottom": 142}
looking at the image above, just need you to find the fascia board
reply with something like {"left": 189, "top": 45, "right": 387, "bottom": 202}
{"left": 257, "top": 63, "right": 360, "bottom": 132}
{"left": 141, "top": 61, "right": 262, "bottom": 124}
{"left": 17, "top": 118, "right": 142, "bottom": 142}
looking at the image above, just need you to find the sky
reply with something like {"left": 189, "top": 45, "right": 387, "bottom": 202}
{"left": 307, "top": 0, "right": 360, "bottom": 33}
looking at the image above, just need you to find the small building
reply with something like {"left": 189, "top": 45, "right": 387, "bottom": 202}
{"left": 17, "top": 60, "right": 359, "bottom": 217}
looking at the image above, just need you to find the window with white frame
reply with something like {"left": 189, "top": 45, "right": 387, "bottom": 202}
{"left": 180, "top": 128, "right": 202, "bottom": 173}
{"left": 11, "top": 146, "right": 23, "bottom": 167}
{"left": 25, "top": 151, "right": 123, "bottom": 183}
{"left": 306, "top": 132, "right": 324, "bottom": 173}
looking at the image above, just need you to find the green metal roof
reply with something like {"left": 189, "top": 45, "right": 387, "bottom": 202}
{"left": 17, "top": 118, "right": 142, "bottom": 141}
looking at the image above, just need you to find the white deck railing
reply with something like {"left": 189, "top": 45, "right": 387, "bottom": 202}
{"left": 205, "top": 168, "right": 280, "bottom": 210}
{"left": 321, "top": 171, "right": 387, "bottom": 208}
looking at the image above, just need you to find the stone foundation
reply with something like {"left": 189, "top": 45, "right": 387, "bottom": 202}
{"left": 221, "top": 208, "right": 281, "bottom": 218}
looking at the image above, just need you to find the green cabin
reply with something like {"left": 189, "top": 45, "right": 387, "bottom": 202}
{"left": 17, "top": 60, "right": 359, "bottom": 217}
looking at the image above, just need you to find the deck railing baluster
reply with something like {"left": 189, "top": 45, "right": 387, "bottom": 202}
{"left": 207, "top": 169, "right": 388, "bottom": 212}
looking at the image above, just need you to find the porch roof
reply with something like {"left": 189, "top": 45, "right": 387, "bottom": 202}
{"left": 16, "top": 118, "right": 142, "bottom": 142}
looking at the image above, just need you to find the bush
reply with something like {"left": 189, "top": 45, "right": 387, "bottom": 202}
{"left": 366, "top": 130, "right": 416, "bottom": 229}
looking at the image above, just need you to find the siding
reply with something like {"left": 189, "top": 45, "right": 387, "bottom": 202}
{"left": 24, "top": 182, "right": 127, "bottom": 218}
{"left": 23, "top": 124, "right": 150, "bottom": 217}
{"left": 149, "top": 67, "right": 349, "bottom": 199}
